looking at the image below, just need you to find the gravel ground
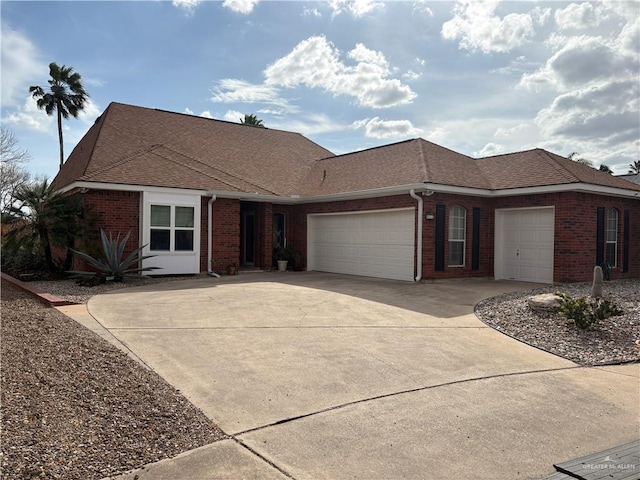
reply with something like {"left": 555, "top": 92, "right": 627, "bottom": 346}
{"left": 475, "top": 279, "right": 640, "bottom": 366}
{"left": 28, "top": 275, "right": 192, "bottom": 305}
{"left": 1, "top": 280, "right": 227, "bottom": 480}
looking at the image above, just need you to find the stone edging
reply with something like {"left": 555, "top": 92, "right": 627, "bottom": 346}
{"left": 1, "top": 272, "right": 77, "bottom": 307}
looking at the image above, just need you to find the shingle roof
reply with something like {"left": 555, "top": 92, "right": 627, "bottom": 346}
{"left": 618, "top": 173, "right": 640, "bottom": 185}
{"left": 55, "top": 102, "right": 640, "bottom": 197}
{"left": 298, "top": 138, "right": 489, "bottom": 196}
{"left": 54, "top": 102, "right": 334, "bottom": 195}
{"left": 477, "top": 149, "right": 640, "bottom": 191}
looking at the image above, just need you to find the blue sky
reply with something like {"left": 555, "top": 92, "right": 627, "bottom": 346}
{"left": 1, "top": 0, "right": 638, "bottom": 180}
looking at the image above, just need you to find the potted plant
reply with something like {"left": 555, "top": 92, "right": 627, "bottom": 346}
{"left": 274, "top": 247, "right": 288, "bottom": 272}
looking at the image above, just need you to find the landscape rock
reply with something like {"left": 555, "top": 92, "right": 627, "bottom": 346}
{"left": 528, "top": 293, "right": 562, "bottom": 313}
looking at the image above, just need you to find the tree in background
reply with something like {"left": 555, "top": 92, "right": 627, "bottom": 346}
{"left": 240, "top": 113, "right": 265, "bottom": 127}
{"left": 3, "top": 179, "right": 87, "bottom": 273}
{"left": 0, "top": 127, "right": 31, "bottom": 216}
{"left": 29, "top": 62, "right": 89, "bottom": 168}
{"left": 567, "top": 152, "right": 593, "bottom": 167}
{"left": 628, "top": 160, "right": 640, "bottom": 174}
{"left": 598, "top": 164, "right": 613, "bottom": 174}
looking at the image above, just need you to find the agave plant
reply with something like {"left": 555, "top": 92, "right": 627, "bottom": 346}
{"left": 69, "top": 229, "right": 160, "bottom": 281}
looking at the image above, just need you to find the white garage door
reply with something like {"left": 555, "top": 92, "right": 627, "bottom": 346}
{"left": 496, "top": 207, "right": 554, "bottom": 283}
{"left": 307, "top": 209, "right": 415, "bottom": 281}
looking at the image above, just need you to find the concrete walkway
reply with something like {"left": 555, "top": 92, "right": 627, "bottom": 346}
{"left": 57, "top": 272, "right": 639, "bottom": 480}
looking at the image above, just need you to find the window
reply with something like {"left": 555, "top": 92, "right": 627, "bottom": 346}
{"left": 150, "top": 204, "right": 195, "bottom": 252}
{"left": 273, "top": 212, "right": 285, "bottom": 249}
{"left": 448, "top": 206, "right": 466, "bottom": 267}
{"left": 605, "top": 208, "right": 617, "bottom": 267}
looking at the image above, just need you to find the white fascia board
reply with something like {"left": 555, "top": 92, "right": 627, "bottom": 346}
{"left": 490, "top": 183, "right": 640, "bottom": 199}
{"left": 58, "top": 181, "right": 289, "bottom": 202}
{"left": 298, "top": 184, "right": 455, "bottom": 203}
{"left": 58, "top": 180, "right": 640, "bottom": 203}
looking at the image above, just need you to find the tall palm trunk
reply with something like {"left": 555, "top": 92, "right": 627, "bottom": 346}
{"left": 57, "top": 101, "right": 64, "bottom": 168}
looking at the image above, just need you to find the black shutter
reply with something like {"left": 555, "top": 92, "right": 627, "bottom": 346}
{"left": 435, "top": 204, "right": 445, "bottom": 271}
{"left": 623, "top": 210, "right": 630, "bottom": 273}
{"left": 596, "top": 207, "right": 605, "bottom": 266}
{"left": 472, "top": 207, "right": 480, "bottom": 271}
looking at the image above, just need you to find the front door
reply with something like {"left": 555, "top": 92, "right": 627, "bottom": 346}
{"left": 242, "top": 211, "right": 255, "bottom": 266}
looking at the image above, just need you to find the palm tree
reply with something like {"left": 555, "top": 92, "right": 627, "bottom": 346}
{"left": 29, "top": 62, "right": 89, "bottom": 168}
{"left": 628, "top": 160, "right": 640, "bottom": 174}
{"left": 599, "top": 164, "right": 613, "bottom": 174}
{"left": 567, "top": 152, "right": 592, "bottom": 167}
{"left": 3, "top": 179, "right": 86, "bottom": 272}
{"left": 240, "top": 113, "right": 265, "bottom": 127}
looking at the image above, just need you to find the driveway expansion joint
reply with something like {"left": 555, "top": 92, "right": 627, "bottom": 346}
{"left": 232, "top": 365, "right": 583, "bottom": 438}
{"left": 230, "top": 437, "right": 297, "bottom": 479}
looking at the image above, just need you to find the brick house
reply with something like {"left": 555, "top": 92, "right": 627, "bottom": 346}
{"left": 53, "top": 102, "right": 640, "bottom": 283}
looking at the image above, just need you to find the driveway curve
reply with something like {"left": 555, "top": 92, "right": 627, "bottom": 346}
{"left": 84, "top": 272, "right": 638, "bottom": 480}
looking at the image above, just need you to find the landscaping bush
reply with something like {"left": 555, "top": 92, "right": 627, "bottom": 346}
{"left": 555, "top": 291, "right": 623, "bottom": 330}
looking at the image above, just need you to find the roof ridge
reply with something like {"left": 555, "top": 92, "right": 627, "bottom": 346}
{"left": 159, "top": 145, "right": 279, "bottom": 195}
{"left": 315, "top": 138, "right": 417, "bottom": 162}
{"left": 535, "top": 149, "right": 580, "bottom": 183}
{"left": 416, "top": 138, "right": 431, "bottom": 182}
{"left": 81, "top": 144, "right": 164, "bottom": 180}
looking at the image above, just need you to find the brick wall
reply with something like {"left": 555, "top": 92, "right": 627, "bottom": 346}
{"left": 76, "top": 189, "right": 141, "bottom": 270}
{"left": 490, "top": 192, "right": 640, "bottom": 282}
{"left": 80, "top": 189, "right": 639, "bottom": 283}
{"left": 203, "top": 197, "right": 240, "bottom": 272}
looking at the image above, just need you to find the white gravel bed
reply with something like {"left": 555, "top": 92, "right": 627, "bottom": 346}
{"left": 475, "top": 279, "right": 640, "bottom": 366}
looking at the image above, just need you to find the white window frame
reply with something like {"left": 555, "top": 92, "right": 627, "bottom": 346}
{"left": 448, "top": 206, "right": 466, "bottom": 267}
{"left": 605, "top": 208, "right": 617, "bottom": 267}
{"left": 149, "top": 204, "right": 195, "bottom": 252}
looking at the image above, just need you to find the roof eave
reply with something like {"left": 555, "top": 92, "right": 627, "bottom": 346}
{"left": 58, "top": 180, "right": 640, "bottom": 203}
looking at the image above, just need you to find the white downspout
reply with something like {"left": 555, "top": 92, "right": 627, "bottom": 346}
{"left": 207, "top": 193, "right": 220, "bottom": 278}
{"left": 409, "top": 189, "right": 423, "bottom": 282}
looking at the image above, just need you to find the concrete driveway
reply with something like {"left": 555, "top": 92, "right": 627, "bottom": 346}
{"left": 60, "top": 272, "right": 639, "bottom": 480}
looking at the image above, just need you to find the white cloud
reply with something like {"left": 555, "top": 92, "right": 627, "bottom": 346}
{"left": 402, "top": 70, "right": 421, "bottom": 81}
{"left": 413, "top": 1, "right": 434, "bottom": 17}
{"left": 211, "top": 79, "right": 295, "bottom": 112}
{"left": 1, "top": 25, "right": 44, "bottom": 107}
{"left": 223, "top": 0, "right": 259, "bottom": 14}
{"left": 554, "top": 2, "right": 606, "bottom": 30}
{"left": 303, "top": 7, "right": 321, "bottom": 17}
{"left": 353, "top": 117, "right": 422, "bottom": 139}
{"left": 264, "top": 35, "right": 416, "bottom": 109}
{"left": 328, "top": 0, "right": 383, "bottom": 18}
{"left": 172, "top": 0, "right": 200, "bottom": 14}
{"left": 223, "top": 109, "right": 244, "bottom": 123}
{"left": 185, "top": 107, "right": 213, "bottom": 118}
{"left": 518, "top": 5, "right": 640, "bottom": 173}
{"left": 270, "top": 113, "right": 347, "bottom": 136}
{"left": 475, "top": 142, "right": 506, "bottom": 157}
{"left": 3, "top": 96, "right": 52, "bottom": 131}
{"left": 441, "top": 1, "right": 541, "bottom": 53}
{"left": 5, "top": 96, "right": 100, "bottom": 134}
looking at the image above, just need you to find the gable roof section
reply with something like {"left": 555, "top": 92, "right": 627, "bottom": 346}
{"left": 477, "top": 149, "right": 640, "bottom": 192}
{"left": 54, "top": 102, "right": 334, "bottom": 195}
{"left": 298, "top": 138, "right": 490, "bottom": 196}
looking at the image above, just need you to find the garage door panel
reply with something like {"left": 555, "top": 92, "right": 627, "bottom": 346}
{"left": 309, "top": 210, "right": 415, "bottom": 281}
{"left": 498, "top": 208, "right": 554, "bottom": 284}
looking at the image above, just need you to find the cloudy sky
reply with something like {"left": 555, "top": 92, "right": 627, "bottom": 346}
{"left": 1, "top": 0, "right": 638, "bottom": 180}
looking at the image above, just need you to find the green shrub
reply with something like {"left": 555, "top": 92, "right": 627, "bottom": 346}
{"left": 555, "top": 291, "right": 623, "bottom": 330}
{"left": 69, "top": 229, "right": 160, "bottom": 281}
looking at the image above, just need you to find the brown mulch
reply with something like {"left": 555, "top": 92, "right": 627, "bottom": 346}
{"left": 1, "top": 280, "right": 227, "bottom": 480}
